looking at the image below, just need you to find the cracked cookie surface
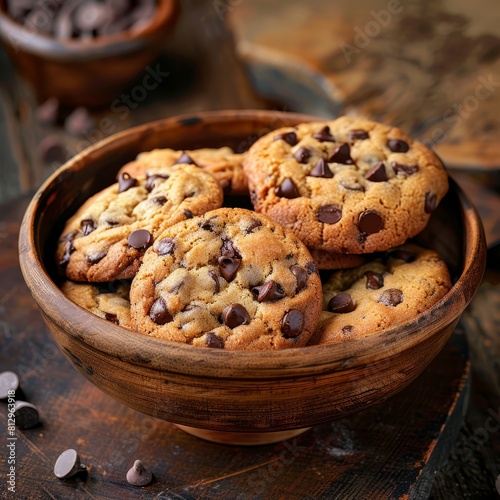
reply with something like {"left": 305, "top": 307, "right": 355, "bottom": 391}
{"left": 129, "top": 208, "right": 322, "bottom": 350}
{"left": 118, "top": 147, "right": 248, "bottom": 195}
{"left": 244, "top": 116, "right": 449, "bottom": 253}
{"left": 308, "top": 243, "right": 452, "bottom": 345}
{"left": 56, "top": 165, "right": 223, "bottom": 282}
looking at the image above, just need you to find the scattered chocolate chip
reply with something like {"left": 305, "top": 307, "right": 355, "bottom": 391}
{"left": 364, "top": 162, "right": 388, "bottom": 182}
{"left": 81, "top": 218, "right": 96, "bottom": 236}
{"left": 379, "top": 289, "right": 403, "bottom": 306}
{"left": 145, "top": 173, "right": 169, "bottom": 192}
{"left": 37, "top": 135, "right": 67, "bottom": 164}
{"left": 317, "top": 204, "right": 342, "bottom": 224}
{"left": 14, "top": 401, "right": 40, "bottom": 429}
{"left": 149, "top": 298, "right": 172, "bottom": 325}
{"left": 275, "top": 178, "right": 300, "bottom": 199}
{"left": 64, "top": 107, "right": 96, "bottom": 137}
{"left": 387, "top": 139, "right": 409, "bottom": 152}
{"left": 126, "top": 459, "right": 153, "bottom": 487}
{"left": 117, "top": 172, "right": 137, "bottom": 193}
{"left": 156, "top": 238, "right": 175, "bottom": 256}
{"left": 174, "top": 152, "right": 199, "bottom": 166}
{"left": 245, "top": 218, "right": 262, "bottom": 234}
{"left": 208, "top": 271, "right": 220, "bottom": 293}
{"left": 128, "top": 229, "right": 153, "bottom": 249}
{"left": 425, "top": 192, "right": 437, "bottom": 213}
{"left": 104, "top": 312, "right": 119, "bottom": 324}
{"left": 251, "top": 281, "right": 286, "bottom": 302}
{"left": 391, "top": 162, "right": 418, "bottom": 176}
{"left": 294, "top": 147, "right": 312, "bottom": 163}
{"left": 309, "top": 158, "right": 333, "bottom": 178}
{"left": 0, "top": 371, "right": 19, "bottom": 399}
{"left": 86, "top": 251, "right": 107, "bottom": 264}
{"left": 54, "top": 449, "right": 87, "bottom": 480}
{"left": 35, "top": 97, "right": 60, "bottom": 125}
{"left": 388, "top": 249, "right": 414, "bottom": 262}
{"left": 312, "top": 126, "right": 335, "bottom": 142}
{"left": 273, "top": 131, "right": 297, "bottom": 146}
{"left": 358, "top": 210, "right": 383, "bottom": 235}
{"left": 328, "top": 143, "right": 354, "bottom": 164}
{"left": 218, "top": 256, "right": 241, "bottom": 282}
{"left": 348, "top": 129, "right": 369, "bottom": 140}
{"left": 222, "top": 304, "right": 250, "bottom": 328}
{"left": 59, "top": 240, "right": 75, "bottom": 267}
{"left": 290, "top": 265, "right": 307, "bottom": 293}
{"left": 305, "top": 262, "right": 317, "bottom": 274}
{"left": 152, "top": 196, "right": 168, "bottom": 206}
{"left": 342, "top": 325, "right": 354, "bottom": 334}
{"left": 340, "top": 180, "right": 365, "bottom": 191}
{"left": 221, "top": 239, "right": 240, "bottom": 258}
{"left": 365, "top": 271, "right": 384, "bottom": 290}
{"left": 183, "top": 209, "right": 193, "bottom": 219}
{"left": 59, "top": 230, "right": 78, "bottom": 243}
{"left": 328, "top": 293, "right": 356, "bottom": 313}
{"left": 206, "top": 332, "right": 224, "bottom": 349}
{"left": 281, "top": 310, "right": 304, "bottom": 338}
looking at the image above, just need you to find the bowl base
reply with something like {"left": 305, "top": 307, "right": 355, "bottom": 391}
{"left": 175, "top": 424, "right": 311, "bottom": 446}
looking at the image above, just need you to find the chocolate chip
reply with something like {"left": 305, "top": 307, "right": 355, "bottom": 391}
{"left": 209, "top": 271, "right": 220, "bottom": 293}
{"left": 387, "top": 139, "right": 409, "bottom": 152}
{"left": 184, "top": 209, "right": 193, "bottom": 219}
{"left": 273, "top": 131, "right": 297, "bottom": 146}
{"left": 222, "top": 304, "right": 250, "bottom": 328}
{"left": 348, "top": 129, "right": 369, "bottom": 140}
{"left": 294, "top": 147, "right": 311, "bottom": 163}
{"left": 290, "top": 265, "right": 307, "bottom": 293}
{"left": 126, "top": 459, "right": 153, "bottom": 487}
{"left": 364, "top": 162, "right": 388, "bottom": 182}
{"left": 118, "top": 172, "right": 138, "bottom": 193}
{"left": 379, "top": 289, "right": 403, "bottom": 306}
{"left": 64, "top": 107, "right": 96, "bottom": 137}
{"left": 14, "top": 401, "right": 40, "bottom": 429}
{"left": 174, "top": 152, "right": 199, "bottom": 166}
{"left": 104, "top": 312, "right": 119, "bottom": 324}
{"left": 245, "top": 218, "right": 262, "bottom": 234}
{"left": 327, "top": 293, "right": 356, "bottom": 313}
{"left": 59, "top": 230, "right": 78, "bottom": 243}
{"left": 317, "top": 205, "right": 342, "bottom": 224}
{"left": 312, "top": 126, "right": 335, "bottom": 142}
{"left": 281, "top": 310, "right": 304, "bottom": 338}
{"left": 309, "top": 158, "right": 333, "bottom": 178}
{"left": 388, "top": 249, "right": 414, "bottom": 262}
{"left": 59, "top": 240, "right": 75, "bottom": 267}
{"left": 342, "top": 325, "right": 354, "bottom": 334}
{"left": 128, "top": 229, "right": 153, "bottom": 249}
{"left": 275, "top": 178, "right": 300, "bottom": 199}
{"left": 328, "top": 143, "right": 354, "bottom": 164}
{"left": 149, "top": 298, "right": 172, "bottom": 324}
{"left": 218, "top": 256, "right": 241, "bottom": 282}
{"left": 152, "top": 196, "right": 167, "bottom": 205}
{"left": 391, "top": 162, "right": 418, "bottom": 176}
{"left": 86, "top": 251, "right": 107, "bottom": 264}
{"left": 54, "top": 449, "right": 86, "bottom": 480}
{"left": 358, "top": 210, "right": 383, "bottom": 235}
{"left": 145, "top": 173, "right": 169, "bottom": 192}
{"left": 0, "top": 371, "right": 20, "bottom": 399}
{"left": 221, "top": 239, "right": 241, "bottom": 259}
{"left": 425, "top": 192, "right": 437, "bottom": 213}
{"left": 81, "top": 218, "right": 96, "bottom": 236}
{"left": 156, "top": 238, "right": 175, "bottom": 256}
{"left": 305, "top": 262, "right": 317, "bottom": 274}
{"left": 365, "top": 271, "right": 384, "bottom": 290}
{"left": 340, "top": 180, "right": 364, "bottom": 192}
{"left": 251, "top": 281, "right": 286, "bottom": 302}
{"left": 206, "top": 332, "right": 224, "bottom": 348}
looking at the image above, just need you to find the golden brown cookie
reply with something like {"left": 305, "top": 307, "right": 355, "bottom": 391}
{"left": 56, "top": 165, "right": 223, "bottom": 282}
{"left": 308, "top": 243, "right": 452, "bottom": 345}
{"left": 244, "top": 116, "right": 449, "bottom": 253}
{"left": 129, "top": 208, "right": 323, "bottom": 350}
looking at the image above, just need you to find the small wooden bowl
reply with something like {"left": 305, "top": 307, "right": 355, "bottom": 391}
{"left": 18, "top": 110, "right": 486, "bottom": 445}
{"left": 0, "top": 0, "right": 178, "bottom": 107}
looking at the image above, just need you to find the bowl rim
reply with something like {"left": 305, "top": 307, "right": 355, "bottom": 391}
{"left": 18, "top": 109, "right": 487, "bottom": 379}
{"left": 0, "top": 0, "right": 178, "bottom": 61}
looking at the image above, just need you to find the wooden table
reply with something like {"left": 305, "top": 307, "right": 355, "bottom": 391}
{"left": 0, "top": 0, "right": 499, "bottom": 497}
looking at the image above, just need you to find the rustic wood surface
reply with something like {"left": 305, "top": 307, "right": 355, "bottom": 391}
{"left": 0, "top": 193, "right": 485, "bottom": 499}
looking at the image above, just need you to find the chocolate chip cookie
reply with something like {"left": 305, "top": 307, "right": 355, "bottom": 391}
{"left": 308, "top": 248, "right": 366, "bottom": 270}
{"left": 61, "top": 280, "right": 132, "bottom": 329}
{"left": 129, "top": 208, "right": 323, "bottom": 350}
{"left": 244, "top": 116, "right": 449, "bottom": 253}
{"left": 56, "top": 165, "right": 223, "bottom": 282}
{"left": 119, "top": 147, "right": 248, "bottom": 195}
{"left": 308, "top": 243, "right": 452, "bottom": 345}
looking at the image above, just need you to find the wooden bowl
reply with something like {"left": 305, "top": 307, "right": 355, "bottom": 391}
{"left": 0, "top": 0, "right": 178, "bottom": 107}
{"left": 18, "top": 110, "right": 486, "bottom": 445}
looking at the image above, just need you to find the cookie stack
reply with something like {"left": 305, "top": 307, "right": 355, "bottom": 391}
{"left": 58, "top": 116, "right": 452, "bottom": 350}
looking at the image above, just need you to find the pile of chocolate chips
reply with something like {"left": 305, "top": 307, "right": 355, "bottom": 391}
{"left": 5, "top": 0, "right": 157, "bottom": 40}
